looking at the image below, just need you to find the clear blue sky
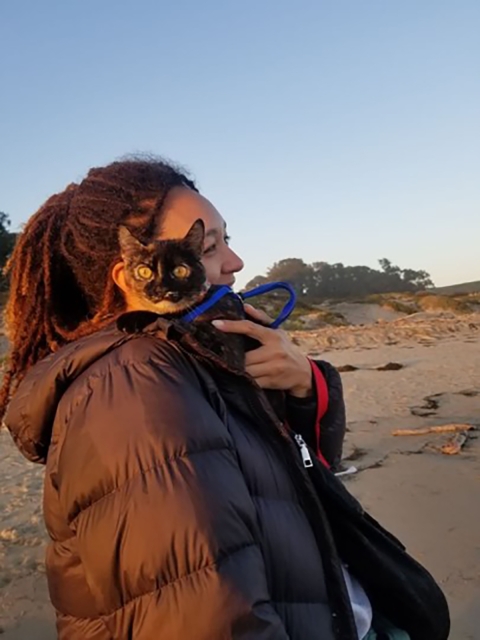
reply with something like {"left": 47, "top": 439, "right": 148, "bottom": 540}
{"left": 1, "top": 0, "right": 479, "bottom": 288}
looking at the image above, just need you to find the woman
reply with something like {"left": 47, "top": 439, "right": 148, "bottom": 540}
{"left": 1, "top": 158, "right": 449, "bottom": 640}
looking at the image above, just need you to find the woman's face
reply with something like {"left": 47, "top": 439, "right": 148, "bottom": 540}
{"left": 159, "top": 187, "right": 244, "bottom": 286}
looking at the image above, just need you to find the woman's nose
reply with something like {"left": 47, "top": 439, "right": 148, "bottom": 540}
{"left": 224, "top": 248, "right": 244, "bottom": 274}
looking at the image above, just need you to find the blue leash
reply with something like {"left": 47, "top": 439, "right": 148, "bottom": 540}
{"left": 241, "top": 281, "right": 297, "bottom": 328}
{"left": 181, "top": 285, "right": 234, "bottom": 323}
{"left": 181, "top": 281, "right": 297, "bottom": 329}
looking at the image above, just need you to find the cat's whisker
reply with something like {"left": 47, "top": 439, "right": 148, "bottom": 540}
{"left": 181, "top": 301, "right": 197, "bottom": 316}
{"left": 120, "top": 218, "right": 207, "bottom": 320}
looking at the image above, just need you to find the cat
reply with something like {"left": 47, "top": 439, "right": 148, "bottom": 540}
{"left": 118, "top": 218, "right": 209, "bottom": 315}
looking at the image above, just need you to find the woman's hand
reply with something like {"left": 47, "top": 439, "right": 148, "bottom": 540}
{"left": 212, "top": 304, "right": 313, "bottom": 397}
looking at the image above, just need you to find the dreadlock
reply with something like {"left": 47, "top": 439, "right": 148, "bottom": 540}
{"left": 0, "top": 157, "right": 197, "bottom": 419}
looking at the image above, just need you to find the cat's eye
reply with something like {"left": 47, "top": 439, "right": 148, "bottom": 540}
{"left": 173, "top": 264, "right": 191, "bottom": 279}
{"left": 135, "top": 265, "right": 153, "bottom": 280}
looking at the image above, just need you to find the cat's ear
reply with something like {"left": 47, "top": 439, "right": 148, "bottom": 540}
{"left": 118, "top": 225, "right": 146, "bottom": 258}
{"left": 184, "top": 219, "right": 205, "bottom": 255}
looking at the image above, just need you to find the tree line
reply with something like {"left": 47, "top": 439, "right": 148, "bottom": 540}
{"left": 246, "top": 257, "right": 433, "bottom": 300}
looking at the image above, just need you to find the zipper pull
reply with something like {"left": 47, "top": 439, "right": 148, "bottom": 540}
{"left": 294, "top": 434, "right": 313, "bottom": 468}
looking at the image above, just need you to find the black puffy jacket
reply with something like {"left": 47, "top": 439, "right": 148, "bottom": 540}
{"left": 4, "top": 314, "right": 449, "bottom": 640}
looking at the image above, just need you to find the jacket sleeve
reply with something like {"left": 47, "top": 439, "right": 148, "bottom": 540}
{"left": 312, "top": 360, "right": 346, "bottom": 471}
{"left": 55, "top": 343, "right": 289, "bottom": 640}
{"left": 286, "top": 360, "right": 346, "bottom": 471}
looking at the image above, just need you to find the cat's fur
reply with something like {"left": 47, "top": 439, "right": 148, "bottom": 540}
{"left": 118, "top": 219, "right": 208, "bottom": 315}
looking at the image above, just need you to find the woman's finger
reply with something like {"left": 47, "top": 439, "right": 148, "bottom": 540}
{"left": 245, "top": 346, "right": 272, "bottom": 366}
{"left": 245, "top": 362, "right": 274, "bottom": 379}
{"left": 212, "top": 318, "right": 273, "bottom": 343}
{"left": 244, "top": 303, "right": 273, "bottom": 325}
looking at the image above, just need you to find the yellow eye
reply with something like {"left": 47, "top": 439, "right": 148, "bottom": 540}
{"left": 173, "top": 264, "right": 191, "bottom": 279}
{"left": 135, "top": 265, "right": 153, "bottom": 280}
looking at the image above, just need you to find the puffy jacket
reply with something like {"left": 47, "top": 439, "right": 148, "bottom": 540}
{"left": 4, "top": 313, "right": 449, "bottom": 640}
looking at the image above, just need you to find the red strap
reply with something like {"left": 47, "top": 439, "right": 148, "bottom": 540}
{"left": 309, "top": 360, "right": 330, "bottom": 468}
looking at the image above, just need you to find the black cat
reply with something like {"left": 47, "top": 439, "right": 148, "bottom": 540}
{"left": 118, "top": 219, "right": 208, "bottom": 315}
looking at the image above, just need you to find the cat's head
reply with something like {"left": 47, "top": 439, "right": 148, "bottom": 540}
{"left": 118, "top": 218, "right": 209, "bottom": 315}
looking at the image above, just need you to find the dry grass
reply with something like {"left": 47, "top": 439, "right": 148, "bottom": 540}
{"left": 285, "top": 309, "right": 347, "bottom": 330}
{"left": 381, "top": 300, "right": 418, "bottom": 314}
{"left": 363, "top": 293, "right": 417, "bottom": 315}
{"left": 362, "top": 292, "right": 474, "bottom": 316}
{"left": 458, "top": 292, "right": 480, "bottom": 305}
{"left": 252, "top": 296, "right": 348, "bottom": 330}
{"left": 416, "top": 294, "right": 472, "bottom": 314}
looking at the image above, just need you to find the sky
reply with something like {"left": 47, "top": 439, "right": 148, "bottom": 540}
{"left": 1, "top": 0, "right": 479, "bottom": 289}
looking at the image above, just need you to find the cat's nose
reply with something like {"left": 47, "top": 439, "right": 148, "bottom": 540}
{"left": 165, "top": 291, "right": 182, "bottom": 302}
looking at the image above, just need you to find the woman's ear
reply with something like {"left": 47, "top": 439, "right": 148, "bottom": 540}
{"left": 111, "top": 262, "right": 129, "bottom": 293}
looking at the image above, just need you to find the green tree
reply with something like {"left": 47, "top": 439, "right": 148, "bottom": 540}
{"left": 400, "top": 268, "right": 433, "bottom": 290}
{"left": 0, "top": 212, "right": 16, "bottom": 291}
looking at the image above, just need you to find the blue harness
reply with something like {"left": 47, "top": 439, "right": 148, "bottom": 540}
{"left": 181, "top": 281, "right": 297, "bottom": 329}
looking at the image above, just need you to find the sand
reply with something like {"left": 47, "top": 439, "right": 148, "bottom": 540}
{"left": 1, "top": 311, "right": 479, "bottom": 639}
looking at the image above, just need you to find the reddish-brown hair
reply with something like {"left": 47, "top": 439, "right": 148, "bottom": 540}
{"left": 0, "top": 157, "right": 197, "bottom": 418}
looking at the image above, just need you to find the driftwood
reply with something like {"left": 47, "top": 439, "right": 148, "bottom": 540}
{"left": 392, "top": 424, "right": 474, "bottom": 437}
{"left": 335, "top": 465, "right": 358, "bottom": 477}
{"left": 440, "top": 432, "right": 469, "bottom": 455}
{"left": 376, "top": 362, "right": 404, "bottom": 371}
{"left": 337, "top": 364, "right": 359, "bottom": 373}
{"left": 337, "top": 362, "right": 404, "bottom": 373}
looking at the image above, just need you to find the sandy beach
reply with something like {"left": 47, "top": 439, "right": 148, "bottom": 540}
{"left": 1, "top": 308, "right": 479, "bottom": 639}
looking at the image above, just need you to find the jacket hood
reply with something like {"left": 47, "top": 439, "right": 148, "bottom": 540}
{"left": 3, "top": 325, "right": 134, "bottom": 464}
{"left": 4, "top": 287, "right": 255, "bottom": 466}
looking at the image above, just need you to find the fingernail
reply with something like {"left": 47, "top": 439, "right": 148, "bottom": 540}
{"left": 212, "top": 320, "right": 225, "bottom": 329}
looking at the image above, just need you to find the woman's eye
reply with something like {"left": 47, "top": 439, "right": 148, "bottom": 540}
{"left": 203, "top": 235, "right": 230, "bottom": 256}
{"left": 203, "top": 244, "right": 216, "bottom": 256}
{"left": 135, "top": 265, "right": 153, "bottom": 280}
{"left": 173, "top": 264, "right": 191, "bottom": 279}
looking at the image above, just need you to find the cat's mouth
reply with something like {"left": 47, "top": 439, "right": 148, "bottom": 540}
{"left": 141, "top": 283, "right": 210, "bottom": 317}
